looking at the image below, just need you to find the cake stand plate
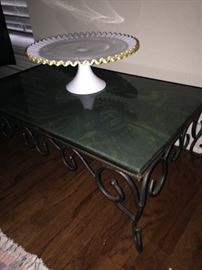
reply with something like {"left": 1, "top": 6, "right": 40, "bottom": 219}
{"left": 26, "top": 32, "right": 139, "bottom": 95}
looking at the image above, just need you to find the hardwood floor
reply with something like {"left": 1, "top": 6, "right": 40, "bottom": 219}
{"left": 0, "top": 134, "right": 201, "bottom": 270}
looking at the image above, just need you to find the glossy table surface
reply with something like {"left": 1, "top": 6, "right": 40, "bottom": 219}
{"left": 0, "top": 65, "right": 202, "bottom": 175}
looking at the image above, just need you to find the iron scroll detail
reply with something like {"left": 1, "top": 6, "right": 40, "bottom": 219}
{"left": 94, "top": 166, "right": 145, "bottom": 252}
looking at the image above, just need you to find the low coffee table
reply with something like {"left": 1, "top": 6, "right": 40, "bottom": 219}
{"left": 0, "top": 65, "right": 201, "bottom": 253}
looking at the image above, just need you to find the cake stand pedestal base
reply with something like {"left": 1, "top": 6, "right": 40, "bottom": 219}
{"left": 66, "top": 65, "right": 106, "bottom": 95}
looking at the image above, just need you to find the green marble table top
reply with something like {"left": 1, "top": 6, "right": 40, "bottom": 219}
{"left": 0, "top": 65, "right": 202, "bottom": 175}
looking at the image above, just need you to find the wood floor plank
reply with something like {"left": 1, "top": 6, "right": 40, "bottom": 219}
{"left": 161, "top": 185, "right": 202, "bottom": 270}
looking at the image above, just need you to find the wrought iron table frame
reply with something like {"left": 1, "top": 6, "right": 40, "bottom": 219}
{"left": 0, "top": 109, "right": 202, "bottom": 253}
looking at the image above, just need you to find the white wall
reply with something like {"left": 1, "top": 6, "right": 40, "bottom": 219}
{"left": 27, "top": 0, "right": 202, "bottom": 87}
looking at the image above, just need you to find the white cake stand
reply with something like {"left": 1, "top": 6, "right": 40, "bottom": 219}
{"left": 26, "top": 32, "right": 139, "bottom": 95}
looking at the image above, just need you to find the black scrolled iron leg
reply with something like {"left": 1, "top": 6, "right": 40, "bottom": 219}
{"left": 95, "top": 165, "right": 149, "bottom": 253}
{"left": 93, "top": 132, "right": 190, "bottom": 253}
{"left": 133, "top": 227, "right": 143, "bottom": 252}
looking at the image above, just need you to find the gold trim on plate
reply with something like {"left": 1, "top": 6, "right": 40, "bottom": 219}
{"left": 26, "top": 32, "right": 140, "bottom": 67}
